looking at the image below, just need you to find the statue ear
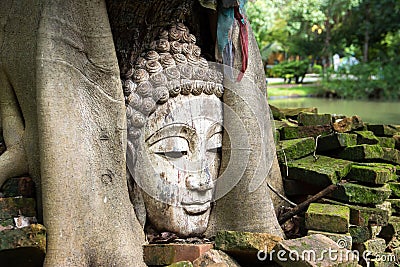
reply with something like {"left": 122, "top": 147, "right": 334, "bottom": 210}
{"left": 127, "top": 171, "right": 146, "bottom": 228}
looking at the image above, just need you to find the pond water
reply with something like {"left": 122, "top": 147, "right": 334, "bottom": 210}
{"left": 268, "top": 97, "right": 400, "bottom": 125}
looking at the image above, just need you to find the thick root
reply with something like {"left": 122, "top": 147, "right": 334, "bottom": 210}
{"left": 0, "top": 142, "right": 28, "bottom": 186}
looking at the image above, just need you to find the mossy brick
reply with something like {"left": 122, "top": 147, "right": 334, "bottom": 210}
{"left": 355, "top": 131, "right": 379, "bottom": 145}
{"left": 305, "top": 203, "right": 350, "bottom": 233}
{"left": 272, "top": 234, "right": 358, "bottom": 267}
{"left": 316, "top": 133, "right": 357, "bottom": 152}
{"left": 377, "top": 137, "right": 396, "bottom": 149}
{"left": 0, "top": 198, "right": 36, "bottom": 219}
{"left": 274, "top": 129, "right": 280, "bottom": 143}
{"left": 0, "top": 224, "right": 46, "bottom": 252}
{"left": 280, "top": 125, "right": 332, "bottom": 140}
{"left": 378, "top": 216, "right": 400, "bottom": 242}
{"left": 1, "top": 177, "right": 35, "bottom": 198}
{"left": 192, "top": 250, "right": 241, "bottom": 267}
{"left": 370, "top": 253, "right": 397, "bottom": 267}
{"left": 330, "top": 183, "right": 392, "bottom": 205}
{"left": 336, "top": 144, "right": 384, "bottom": 161}
{"left": 167, "top": 261, "right": 193, "bottom": 267}
{"left": 367, "top": 124, "right": 399, "bottom": 136}
{"left": 298, "top": 112, "right": 332, "bottom": 126}
{"left": 346, "top": 163, "right": 397, "bottom": 185}
{"left": 143, "top": 244, "right": 213, "bottom": 266}
{"left": 215, "top": 230, "right": 282, "bottom": 255}
{"left": 382, "top": 147, "right": 400, "bottom": 165}
{"left": 322, "top": 198, "right": 390, "bottom": 226}
{"left": 349, "top": 225, "right": 372, "bottom": 243}
{"left": 394, "top": 134, "right": 400, "bottom": 150}
{"left": 307, "top": 230, "right": 352, "bottom": 249}
{"left": 270, "top": 104, "right": 286, "bottom": 120}
{"left": 279, "top": 107, "right": 318, "bottom": 119}
{"left": 276, "top": 137, "right": 315, "bottom": 163}
{"left": 283, "top": 179, "right": 322, "bottom": 196}
{"left": 389, "top": 182, "right": 400, "bottom": 198}
{"left": 285, "top": 155, "right": 353, "bottom": 187}
{"left": 387, "top": 199, "right": 400, "bottom": 215}
{"left": 353, "top": 238, "right": 386, "bottom": 255}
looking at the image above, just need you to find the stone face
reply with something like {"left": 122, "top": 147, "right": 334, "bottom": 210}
{"left": 382, "top": 147, "right": 400, "bottom": 165}
{"left": 215, "top": 230, "right": 282, "bottom": 255}
{"left": 276, "top": 137, "right": 315, "bottom": 163}
{"left": 285, "top": 155, "right": 353, "bottom": 187}
{"left": 305, "top": 203, "right": 350, "bottom": 233}
{"left": 346, "top": 163, "right": 397, "bottom": 185}
{"left": 330, "top": 183, "right": 392, "bottom": 205}
{"left": 336, "top": 144, "right": 384, "bottom": 161}
{"left": 316, "top": 133, "right": 357, "bottom": 152}
{"left": 0, "top": 177, "right": 35, "bottom": 198}
{"left": 307, "top": 230, "right": 352, "bottom": 249}
{"left": 367, "top": 124, "right": 399, "bottom": 136}
{"left": 143, "top": 243, "right": 213, "bottom": 266}
{"left": 377, "top": 137, "right": 396, "bottom": 149}
{"left": 192, "top": 249, "right": 241, "bottom": 267}
{"left": 272, "top": 234, "right": 358, "bottom": 267}
{"left": 298, "top": 112, "right": 332, "bottom": 126}
{"left": 349, "top": 225, "right": 372, "bottom": 244}
{"left": 280, "top": 125, "right": 332, "bottom": 140}
{"left": 333, "top": 115, "right": 364, "bottom": 133}
{"left": 0, "top": 198, "right": 36, "bottom": 219}
{"left": 355, "top": 131, "right": 379, "bottom": 145}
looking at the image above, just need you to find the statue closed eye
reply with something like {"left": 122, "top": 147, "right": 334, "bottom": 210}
{"left": 124, "top": 22, "right": 224, "bottom": 237}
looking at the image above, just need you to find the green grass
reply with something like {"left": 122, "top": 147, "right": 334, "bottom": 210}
{"left": 267, "top": 85, "right": 325, "bottom": 98}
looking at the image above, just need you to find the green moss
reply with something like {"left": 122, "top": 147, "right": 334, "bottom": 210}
{"left": 346, "top": 163, "right": 397, "bottom": 185}
{"left": 367, "top": 124, "right": 399, "bottom": 136}
{"left": 277, "top": 137, "right": 315, "bottom": 163}
{"left": 331, "top": 183, "right": 392, "bottom": 205}
{"left": 286, "top": 155, "right": 353, "bottom": 187}
{"left": 317, "top": 133, "right": 357, "bottom": 152}
{"left": 349, "top": 225, "right": 371, "bottom": 244}
{"left": 167, "top": 261, "right": 193, "bottom": 267}
{"left": 382, "top": 147, "right": 400, "bottom": 165}
{"left": 337, "top": 144, "right": 384, "bottom": 161}
{"left": 355, "top": 131, "right": 379, "bottom": 145}
{"left": 298, "top": 112, "right": 332, "bottom": 126}
{"left": 377, "top": 137, "right": 396, "bottom": 148}
{"left": 306, "top": 203, "right": 350, "bottom": 233}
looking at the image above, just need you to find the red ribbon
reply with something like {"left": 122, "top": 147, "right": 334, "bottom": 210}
{"left": 234, "top": 6, "right": 248, "bottom": 81}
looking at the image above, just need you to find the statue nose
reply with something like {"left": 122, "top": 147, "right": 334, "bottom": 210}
{"left": 185, "top": 168, "right": 213, "bottom": 191}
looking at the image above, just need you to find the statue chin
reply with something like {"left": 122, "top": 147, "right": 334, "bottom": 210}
{"left": 132, "top": 94, "right": 223, "bottom": 237}
{"left": 142, "top": 192, "right": 211, "bottom": 237}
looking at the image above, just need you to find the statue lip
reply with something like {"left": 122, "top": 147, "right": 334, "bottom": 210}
{"left": 181, "top": 201, "right": 211, "bottom": 215}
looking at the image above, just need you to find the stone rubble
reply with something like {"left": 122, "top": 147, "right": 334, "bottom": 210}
{"left": 1, "top": 106, "right": 400, "bottom": 267}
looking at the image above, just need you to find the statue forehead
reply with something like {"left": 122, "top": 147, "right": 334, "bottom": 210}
{"left": 143, "top": 94, "right": 223, "bottom": 139}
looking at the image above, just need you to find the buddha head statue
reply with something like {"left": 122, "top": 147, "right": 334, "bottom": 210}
{"left": 123, "top": 22, "right": 224, "bottom": 237}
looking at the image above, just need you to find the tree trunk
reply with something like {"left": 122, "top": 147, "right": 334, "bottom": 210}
{"left": 1, "top": 0, "right": 146, "bottom": 266}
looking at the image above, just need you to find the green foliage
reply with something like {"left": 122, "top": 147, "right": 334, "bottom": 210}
{"left": 312, "top": 64, "right": 323, "bottom": 74}
{"left": 271, "top": 60, "right": 309, "bottom": 83}
{"left": 324, "top": 61, "right": 400, "bottom": 100}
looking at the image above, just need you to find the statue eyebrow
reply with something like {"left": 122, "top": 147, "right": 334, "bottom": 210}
{"left": 145, "top": 123, "right": 196, "bottom": 146}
